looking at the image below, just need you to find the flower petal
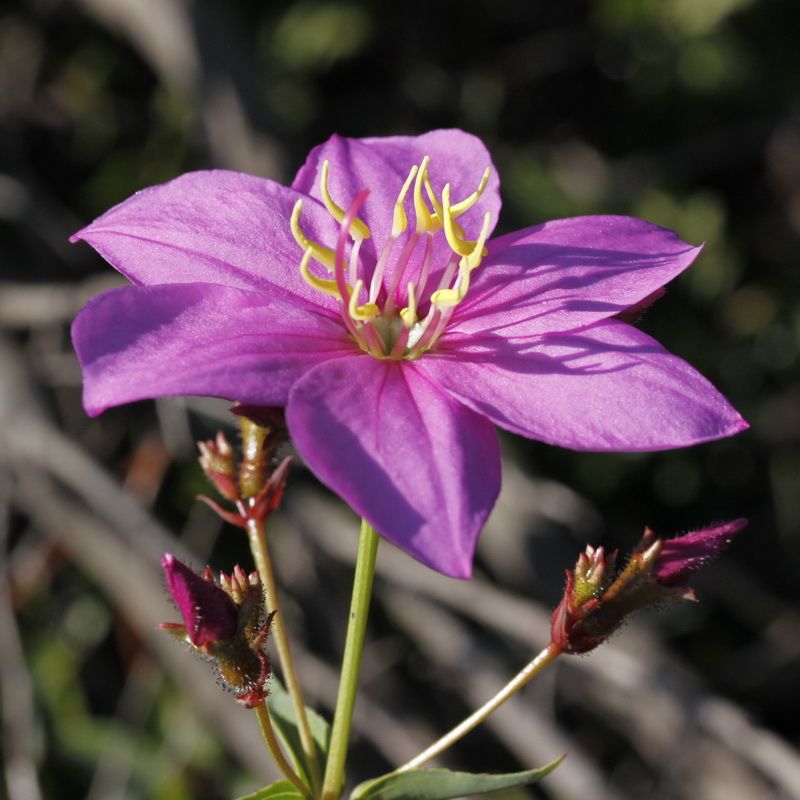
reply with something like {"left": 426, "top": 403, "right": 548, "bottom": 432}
{"left": 71, "top": 170, "right": 340, "bottom": 310}
{"left": 286, "top": 356, "right": 500, "bottom": 578}
{"left": 72, "top": 283, "right": 354, "bottom": 415}
{"left": 292, "top": 130, "right": 501, "bottom": 266}
{"left": 451, "top": 216, "right": 702, "bottom": 336}
{"left": 418, "top": 320, "right": 748, "bottom": 451}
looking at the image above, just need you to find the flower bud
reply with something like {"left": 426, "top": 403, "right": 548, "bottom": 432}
{"left": 651, "top": 518, "right": 747, "bottom": 592}
{"left": 161, "top": 553, "right": 238, "bottom": 646}
{"left": 159, "top": 554, "right": 275, "bottom": 707}
{"left": 551, "top": 519, "right": 747, "bottom": 655}
{"left": 198, "top": 432, "right": 240, "bottom": 502}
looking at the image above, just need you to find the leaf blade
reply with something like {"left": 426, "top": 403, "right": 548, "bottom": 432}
{"left": 237, "top": 778, "right": 306, "bottom": 800}
{"left": 350, "top": 757, "right": 565, "bottom": 800}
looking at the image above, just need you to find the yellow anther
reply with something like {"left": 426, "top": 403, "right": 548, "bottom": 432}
{"left": 299, "top": 248, "right": 341, "bottom": 298}
{"left": 320, "top": 160, "right": 371, "bottom": 239}
{"left": 348, "top": 279, "right": 380, "bottom": 321}
{"left": 430, "top": 262, "right": 472, "bottom": 308}
{"left": 291, "top": 200, "right": 336, "bottom": 272}
{"left": 449, "top": 167, "right": 491, "bottom": 218}
{"left": 430, "top": 212, "right": 492, "bottom": 309}
{"left": 392, "top": 164, "right": 418, "bottom": 237}
{"left": 399, "top": 282, "right": 418, "bottom": 327}
{"left": 413, "top": 156, "right": 434, "bottom": 233}
{"left": 441, "top": 184, "right": 479, "bottom": 257}
{"left": 463, "top": 212, "right": 492, "bottom": 271}
{"left": 422, "top": 173, "right": 444, "bottom": 230}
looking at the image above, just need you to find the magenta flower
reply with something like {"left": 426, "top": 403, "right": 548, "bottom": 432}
{"left": 71, "top": 130, "right": 747, "bottom": 577}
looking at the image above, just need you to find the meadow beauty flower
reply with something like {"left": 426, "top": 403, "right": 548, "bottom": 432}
{"left": 71, "top": 130, "right": 747, "bottom": 577}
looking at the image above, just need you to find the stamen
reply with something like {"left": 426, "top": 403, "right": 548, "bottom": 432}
{"left": 449, "top": 167, "right": 491, "bottom": 217}
{"left": 383, "top": 232, "right": 419, "bottom": 314}
{"left": 413, "top": 157, "right": 434, "bottom": 233}
{"left": 348, "top": 279, "right": 380, "bottom": 321}
{"left": 334, "top": 188, "right": 369, "bottom": 306}
{"left": 399, "top": 282, "right": 417, "bottom": 327}
{"left": 441, "top": 185, "right": 478, "bottom": 257}
{"left": 388, "top": 324, "right": 411, "bottom": 359}
{"left": 392, "top": 164, "right": 418, "bottom": 237}
{"left": 430, "top": 211, "right": 493, "bottom": 308}
{"left": 368, "top": 236, "right": 396, "bottom": 302}
{"left": 423, "top": 173, "right": 444, "bottom": 230}
{"left": 430, "top": 261, "right": 472, "bottom": 308}
{"left": 320, "top": 160, "right": 370, "bottom": 239}
{"left": 413, "top": 236, "right": 434, "bottom": 301}
{"left": 299, "top": 248, "right": 340, "bottom": 298}
{"left": 462, "top": 211, "right": 492, "bottom": 271}
{"left": 291, "top": 200, "right": 336, "bottom": 271}
{"left": 349, "top": 236, "right": 363, "bottom": 286}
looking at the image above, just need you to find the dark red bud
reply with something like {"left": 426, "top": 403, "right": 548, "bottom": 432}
{"left": 653, "top": 518, "right": 747, "bottom": 588}
{"left": 161, "top": 554, "right": 238, "bottom": 646}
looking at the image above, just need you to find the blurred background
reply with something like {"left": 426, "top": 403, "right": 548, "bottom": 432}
{"left": 1, "top": 0, "right": 799, "bottom": 798}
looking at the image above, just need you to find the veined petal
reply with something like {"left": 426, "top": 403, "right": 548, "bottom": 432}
{"left": 72, "top": 283, "right": 354, "bottom": 416}
{"left": 286, "top": 356, "right": 500, "bottom": 578}
{"left": 418, "top": 320, "right": 748, "bottom": 452}
{"left": 292, "top": 130, "right": 501, "bottom": 272}
{"left": 450, "top": 216, "right": 702, "bottom": 337}
{"left": 71, "top": 170, "right": 340, "bottom": 311}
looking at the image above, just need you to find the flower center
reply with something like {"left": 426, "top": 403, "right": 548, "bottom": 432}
{"left": 290, "top": 156, "right": 492, "bottom": 360}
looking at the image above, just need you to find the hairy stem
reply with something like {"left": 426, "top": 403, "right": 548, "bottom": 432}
{"left": 397, "top": 643, "right": 562, "bottom": 771}
{"left": 321, "top": 519, "right": 380, "bottom": 800}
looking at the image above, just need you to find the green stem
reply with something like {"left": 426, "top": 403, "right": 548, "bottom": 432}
{"left": 254, "top": 702, "right": 313, "bottom": 798}
{"left": 321, "top": 519, "right": 380, "bottom": 800}
{"left": 246, "top": 516, "right": 322, "bottom": 794}
{"left": 396, "top": 643, "right": 562, "bottom": 772}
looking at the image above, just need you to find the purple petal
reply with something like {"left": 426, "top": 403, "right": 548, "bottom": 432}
{"left": 292, "top": 130, "right": 501, "bottom": 268}
{"left": 654, "top": 519, "right": 747, "bottom": 587}
{"left": 161, "top": 554, "right": 238, "bottom": 646}
{"left": 418, "top": 319, "right": 748, "bottom": 451}
{"left": 71, "top": 170, "right": 340, "bottom": 311}
{"left": 72, "top": 283, "right": 354, "bottom": 415}
{"left": 286, "top": 355, "right": 500, "bottom": 578}
{"left": 451, "top": 216, "right": 702, "bottom": 337}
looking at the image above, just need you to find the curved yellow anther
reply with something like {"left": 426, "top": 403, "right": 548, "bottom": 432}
{"left": 423, "top": 173, "right": 444, "bottom": 230}
{"left": 430, "top": 262, "right": 472, "bottom": 308}
{"left": 291, "top": 200, "right": 336, "bottom": 271}
{"left": 413, "top": 156, "right": 434, "bottom": 233}
{"left": 430, "top": 212, "right": 492, "bottom": 309}
{"left": 348, "top": 279, "right": 380, "bottom": 321}
{"left": 392, "top": 164, "right": 418, "bottom": 237}
{"left": 441, "top": 184, "right": 479, "bottom": 257}
{"left": 299, "top": 248, "right": 341, "bottom": 298}
{"left": 320, "top": 160, "right": 370, "bottom": 240}
{"left": 450, "top": 167, "right": 491, "bottom": 218}
{"left": 463, "top": 212, "right": 492, "bottom": 271}
{"left": 399, "top": 282, "right": 418, "bottom": 327}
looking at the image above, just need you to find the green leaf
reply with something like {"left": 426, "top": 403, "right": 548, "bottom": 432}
{"left": 237, "top": 779, "right": 306, "bottom": 800}
{"left": 267, "top": 676, "right": 330, "bottom": 787}
{"left": 349, "top": 757, "right": 565, "bottom": 800}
